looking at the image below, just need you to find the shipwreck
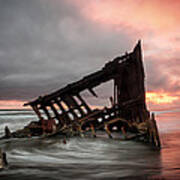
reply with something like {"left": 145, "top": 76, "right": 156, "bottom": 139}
{"left": 3, "top": 41, "right": 161, "bottom": 149}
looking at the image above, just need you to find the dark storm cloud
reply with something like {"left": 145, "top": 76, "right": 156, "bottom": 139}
{"left": 0, "top": 0, "right": 133, "bottom": 101}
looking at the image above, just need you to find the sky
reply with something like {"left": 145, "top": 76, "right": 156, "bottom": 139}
{"left": 0, "top": 0, "right": 180, "bottom": 110}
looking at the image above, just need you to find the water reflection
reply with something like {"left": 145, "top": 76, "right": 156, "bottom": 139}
{"left": 156, "top": 111, "right": 180, "bottom": 179}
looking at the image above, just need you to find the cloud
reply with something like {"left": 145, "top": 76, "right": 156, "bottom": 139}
{"left": 73, "top": 0, "right": 180, "bottom": 33}
{"left": 0, "top": 0, "right": 133, "bottom": 102}
{"left": 0, "top": 0, "right": 180, "bottom": 110}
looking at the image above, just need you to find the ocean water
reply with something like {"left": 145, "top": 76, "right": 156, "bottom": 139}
{"left": 0, "top": 110, "right": 180, "bottom": 179}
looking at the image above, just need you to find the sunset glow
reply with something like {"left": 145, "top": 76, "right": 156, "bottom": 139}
{"left": 0, "top": 2, "right": 180, "bottom": 179}
{"left": 0, "top": 100, "right": 29, "bottom": 110}
{"left": 0, "top": 0, "right": 180, "bottom": 111}
{"left": 1, "top": 91, "right": 179, "bottom": 110}
{"left": 146, "top": 92, "right": 179, "bottom": 104}
{"left": 74, "top": 0, "right": 179, "bottom": 33}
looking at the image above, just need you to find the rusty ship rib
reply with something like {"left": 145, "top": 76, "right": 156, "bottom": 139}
{"left": 5, "top": 41, "right": 160, "bottom": 149}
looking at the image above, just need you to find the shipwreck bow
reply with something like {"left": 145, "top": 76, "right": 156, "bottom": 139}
{"left": 8, "top": 41, "right": 160, "bottom": 149}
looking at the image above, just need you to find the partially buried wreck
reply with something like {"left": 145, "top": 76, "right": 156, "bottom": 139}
{"left": 4, "top": 41, "right": 161, "bottom": 149}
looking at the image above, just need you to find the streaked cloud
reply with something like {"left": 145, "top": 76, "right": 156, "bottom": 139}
{"left": 0, "top": 0, "right": 180, "bottom": 110}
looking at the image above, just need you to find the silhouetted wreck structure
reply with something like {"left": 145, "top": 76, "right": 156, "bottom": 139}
{"left": 4, "top": 41, "right": 161, "bottom": 148}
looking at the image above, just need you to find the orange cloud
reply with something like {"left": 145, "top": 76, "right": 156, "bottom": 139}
{"left": 146, "top": 91, "right": 179, "bottom": 104}
{"left": 70, "top": 0, "right": 180, "bottom": 62}
{"left": 1, "top": 91, "right": 179, "bottom": 110}
{"left": 1, "top": 0, "right": 180, "bottom": 111}
{"left": 0, "top": 100, "right": 29, "bottom": 109}
{"left": 72, "top": 0, "right": 180, "bottom": 33}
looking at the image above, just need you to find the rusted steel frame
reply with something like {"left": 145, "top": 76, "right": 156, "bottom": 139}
{"left": 54, "top": 98, "right": 71, "bottom": 123}
{"left": 102, "top": 110, "right": 110, "bottom": 122}
{"left": 31, "top": 105, "right": 43, "bottom": 121}
{"left": 24, "top": 51, "right": 125, "bottom": 107}
{"left": 114, "top": 80, "right": 117, "bottom": 105}
{"left": 105, "top": 117, "right": 131, "bottom": 127}
{"left": 101, "top": 107, "right": 118, "bottom": 122}
{"left": 81, "top": 114, "right": 129, "bottom": 133}
{"left": 119, "top": 95, "right": 142, "bottom": 107}
{"left": 48, "top": 102, "right": 61, "bottom": 123}
{"left": 41, "top": 105, "right": 51, "bottom": 120}
{"left": 88, "top": 88, "right": 98, "bottom": 97}
{"left": 55, "top": 111, "right": 101, "bottom": 135}
{"left": 76, "top": 94, "right": 91, "bottom": 113}
{"left": 61, "top": 96, "right": 79, "bottom": 120}
{"left": 78, "top": 110, "right": 101, "bottom": 124}
{"left": 90, "top": 106, "right": 116, "bottom": 125}
{"left": 91, "top": 109, "right": 104, "bottom": 124}
{"left": 31, "top": 104, "right": 47, "bottom": 132}
{"left": 80, "top": 107, "right": 118, "bottom": 128}
{"left": 90, "top": 123, "right": 96, "bottom": 137}
{"left": 24, "top": 45, "right": 138, "bottom": 108}
{"left": 148, "top": 113, "right": 161, "bottom": 148}
{"left": 104, "top": 123, "right": 113, "bottom": 138}
{"left": 69, "top": 95, "right": 85, "bottom": 117}
{"left": 59, "top": 95, "right": 85, "bottom": 118}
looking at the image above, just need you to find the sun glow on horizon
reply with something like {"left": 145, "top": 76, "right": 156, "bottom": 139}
{"left": 0, "top": 91, "right": 179, "bottom": 110}
{"left": 146, "top": 92, "right": 179, "bottom": 104}
{"left": 0, "top": 100, "right": 29, "bottom": 110}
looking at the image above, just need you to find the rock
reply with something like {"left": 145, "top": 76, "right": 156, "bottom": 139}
{"left": 5, "top": 126, "right": 11, "bottom": 138}
{"left": 0, "top": 149, "right": 8, "bottom": 170}
{"left": 0, "top": 149, "right": 3, "bottom": 169}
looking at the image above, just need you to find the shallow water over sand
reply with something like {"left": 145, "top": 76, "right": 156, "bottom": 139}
{"left": 0, "top": 110, "right": 180, "bottom": 179}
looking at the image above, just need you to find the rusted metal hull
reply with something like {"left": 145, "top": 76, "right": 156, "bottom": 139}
{"left": 4, "top": 41, "right": 161, "bottom": 149}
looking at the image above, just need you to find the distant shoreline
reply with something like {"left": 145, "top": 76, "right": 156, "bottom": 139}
{"left": 0, "top": 109, "right": 32, "bottom": 111}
